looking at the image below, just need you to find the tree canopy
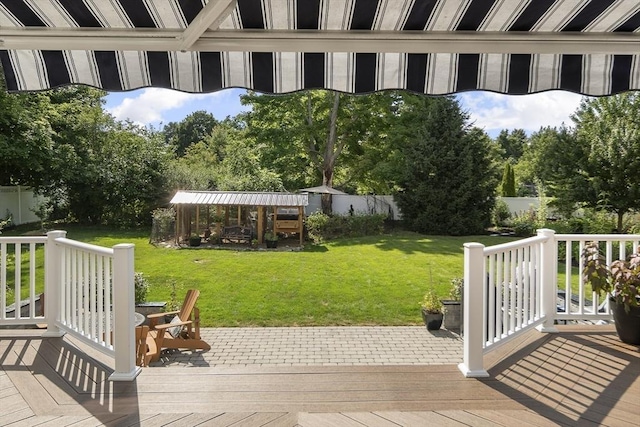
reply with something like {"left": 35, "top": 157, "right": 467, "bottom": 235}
{"left": 393, "top": 95, "right": 498, "bottom": 235}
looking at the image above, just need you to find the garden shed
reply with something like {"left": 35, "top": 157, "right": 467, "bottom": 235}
{"left": 170, "top": 190, "right": 308, "bottom": 246}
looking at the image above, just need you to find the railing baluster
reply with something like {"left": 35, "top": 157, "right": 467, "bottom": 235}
{"left": 488, "top": 255, "right": 496, "bottom": 344}
{"left": 14, "top": 243, "right": 21, "bottom": 319}
{"left": 1, "top": 242, "right": 6, "bottom": 320}
{"left": 523, "top": 245, "right": 530, "bottom": 327}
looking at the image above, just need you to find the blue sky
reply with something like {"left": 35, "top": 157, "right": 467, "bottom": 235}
{"left": 104, "top": 88, "right": 584, "bottom": 138}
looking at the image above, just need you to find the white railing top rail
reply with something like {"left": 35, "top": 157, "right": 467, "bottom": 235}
{"left": 55, "top": 237, "right": 114, "bottom": 257}
{"left": 556, "top": 233, "right": 640, "bottom": 242}
{"left": 0, "top": 236, "right": 47, "bottom": 244}
{"left": 482, "top": 234, "right": 548, "bottom": 256}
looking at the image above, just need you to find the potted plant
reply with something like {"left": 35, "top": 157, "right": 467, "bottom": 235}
{"left": 264, "top": 231, "right": 278, "bottom": 249}
{"left": 420, "top": 288, "right": 443, "bottom": 330}
{"left": 441, "top": 277, "right": 463, "bottom": 331}
{"left": 582, "top": 242, "right": 640, "bottom": 345}
{"left": 188, "top": 233, "right": 201, "bottom": 247}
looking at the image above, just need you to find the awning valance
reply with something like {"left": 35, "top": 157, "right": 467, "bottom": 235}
{"left": 1, "top": 1, "right": 639, "bottom": 96}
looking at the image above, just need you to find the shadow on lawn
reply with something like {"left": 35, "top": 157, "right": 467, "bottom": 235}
{"left": 322, "top": 232, "right": 517, "bottom": 255}
{"left": 323, "top": 233, "right": 466, "bottom": 255}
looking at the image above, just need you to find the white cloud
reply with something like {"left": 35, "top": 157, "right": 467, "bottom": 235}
{"left": 458, "top": 91, "right": 585, "bottom": 134}
{"left": 106, "top": 88, "right": 224, "bottom": 126}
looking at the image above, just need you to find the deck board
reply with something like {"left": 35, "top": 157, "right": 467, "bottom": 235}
{"left": 0, "top": 325, "right": 637, "bottom": 427}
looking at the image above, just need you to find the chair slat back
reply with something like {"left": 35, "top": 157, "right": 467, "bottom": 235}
{"left": 178, "top": 289, "right": 200, "bottom": 321}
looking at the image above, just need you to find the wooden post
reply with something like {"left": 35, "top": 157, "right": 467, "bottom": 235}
{"left": 195, "top": 205, "right": 200, "bottom": 236}
{"left": 43, "top": 230, "right": 67, "bottom": 337}
{"left": 298, "top": 206, "right": 303, "bottom": 246}
{"left": 176, "top": 205, "right": 181, "bottom": 244}
{"left": 537, "top": 228, "right": 559, "bottom": 333}
{"left": 459, "top": 242, "right": 489, "bottom": 378}
{"left": 216, "top": 206, "right": 222, "bottom": 235}
{"left": 109, "top": 243, "right": 141, "bottom": 381}
{"left": 257, "top": 206, "right": 264, "bottom": 244}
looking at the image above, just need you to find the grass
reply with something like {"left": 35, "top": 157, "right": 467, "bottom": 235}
{"left": 4, "top": 224, "right": 597, "bottom": 326}
{"left": 12, "top": 224, "right": 514, "bottom": 327}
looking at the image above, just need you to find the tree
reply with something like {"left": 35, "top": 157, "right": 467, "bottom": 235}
{"left": 37, "top": 87, "right": 170, "bottom": 225}
{"left": 516, "top": 126, "right": 583, "bottom": 214}
{"left": 393, "top": 96, "right": 498, "bottom": 235}
{"left": 500, "top": 163, "right": 516, "bottom": 196}
{"left": 164, "top": 110, "right": 218, "bottom": 156}
{"left": 496, "top": 129, "right": 528, "bottom": 162}
{"left": 240, "top": 90, "right": 396, "bottom": 213}
{"left": 570, "top": 94, "right": 640, "bottom": 231}
{"left": 0, "top": 81, "right": 54, "bottom": 186}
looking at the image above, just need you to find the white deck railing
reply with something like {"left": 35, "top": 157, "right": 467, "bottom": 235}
{"left": 460, "top": 229, "right": 636, "bottom": 377}
{"left": 0, "top": 230, "right": 139, "bottom": 381}
{"left": 0, "top": 235, "right": 47, "bottom": 324}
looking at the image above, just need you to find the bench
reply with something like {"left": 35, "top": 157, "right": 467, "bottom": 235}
{"left": 221, "top": 226, "right": 252, "bottom": 244}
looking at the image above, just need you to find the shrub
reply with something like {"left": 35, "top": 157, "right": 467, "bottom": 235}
{"left": 305, "top": 211, "right": 330, "bottom": 243}
{"left": 305, "top": 212, "right": 386, "bottom": 243}
{"left": 510, "top": 210, "right": 538, "bottom": 236}
{"left": 449, "top": 277, "right": 463, "bottom": 301}
{"left": 492, "top": 199, "right": 511, "bottom": 227}
{"left": 134, "top": 272, "right": 150, "bottom": 303}
{"left": 419, "top": 288, "right": 443, "bottom": 314}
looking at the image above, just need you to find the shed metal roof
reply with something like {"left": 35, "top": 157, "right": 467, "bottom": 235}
{"left": 170, "top": 191, "right": 308, "bottom": 207}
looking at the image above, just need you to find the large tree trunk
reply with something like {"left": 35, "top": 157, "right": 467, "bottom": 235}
{"left": 617, "top": 211, "right": 624, "bottom": 233}
{"left": 305, "top": 92, "right": 344, "bottom": 215}
{"left": 321, "top": 166, "right": 333, "bottom": 215}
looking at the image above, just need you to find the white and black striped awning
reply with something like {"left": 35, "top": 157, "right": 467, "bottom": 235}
{"left": 0, "top": 0, "right": 639, "bottom": 95}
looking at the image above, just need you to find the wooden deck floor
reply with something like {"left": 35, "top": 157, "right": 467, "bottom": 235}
{"left": 1, "top": 325, "right": 638, "bottom": 426}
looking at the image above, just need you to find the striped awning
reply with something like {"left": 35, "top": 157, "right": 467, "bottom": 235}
{"left": 0, "top": 1, "right": 639, "bottom": 96}
{"left": 170, "top": 191, "right": 308, "bottom": 207}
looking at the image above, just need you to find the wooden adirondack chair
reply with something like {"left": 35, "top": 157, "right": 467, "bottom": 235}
{"left": 146, "top": 289, "right": 210, "bottom": 361}
{"left": 135, "top": 325, "right": 158, "bottom": 367}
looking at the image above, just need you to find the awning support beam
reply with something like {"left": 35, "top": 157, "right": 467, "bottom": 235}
{"left": 1, "top": 30, "right": 639, "bottom": 55}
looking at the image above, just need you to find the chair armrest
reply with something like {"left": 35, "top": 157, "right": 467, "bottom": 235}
{"left": 147, "top": 310, "right": 179, "bottom": 319}
{"left": 154, "top": 320, "right": 192, "bottom": 330}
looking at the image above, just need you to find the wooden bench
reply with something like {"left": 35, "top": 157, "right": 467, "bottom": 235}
{"left": 221, "top": 226, "right": 252, "bottom": 244}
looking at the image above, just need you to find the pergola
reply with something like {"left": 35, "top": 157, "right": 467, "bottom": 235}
{"left": 171, "top": 190, "right": 308, "bottom": 245}
{"left": 0, "top": 1, "right": 638, "bottom": 96}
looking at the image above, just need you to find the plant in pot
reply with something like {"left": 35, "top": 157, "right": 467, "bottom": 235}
{"left": 264, "top": 231, "right": 278, "bottom": 249}
{"left": 420, "top": 288, "right": 443, "bottom": 330}
{"left": 582, "top": 242, "right": 640, "bottom": 345}
{"left": 188, "top": 233, "right": 201, "bottom": 247}
{"left": 441, "top": 277, "right": 463, "bottom": 331}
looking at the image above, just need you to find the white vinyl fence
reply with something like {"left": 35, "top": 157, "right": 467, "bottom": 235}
{"left": 306, "top": 194, "right": 401, "bottom": 219}
{"left": 0, "top": 186, "right": 44, "bottom": 225}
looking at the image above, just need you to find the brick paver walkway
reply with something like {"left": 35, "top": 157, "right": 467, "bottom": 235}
{"left": 151, "top": 327, "right": 462, "bottom": 368}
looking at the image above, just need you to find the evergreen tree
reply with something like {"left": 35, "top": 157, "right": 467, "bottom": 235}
{"left": 500, "top": 163, "right": 516, "bottom": 196}
{"left": 393, "top": 96, "right": 498, "bottom": 235}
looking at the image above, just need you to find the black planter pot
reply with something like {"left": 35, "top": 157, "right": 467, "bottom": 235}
{"left": 189, "top": 237, "right": 201, "bottom": 247}
{"left": 611, "top": 297, "right": 640, "bottom": 345}
{"left": 266, "top": 240, "right": 278, "bottom": 249}
{"left": 421, "top": 309, "right": 443, "bottom": 331}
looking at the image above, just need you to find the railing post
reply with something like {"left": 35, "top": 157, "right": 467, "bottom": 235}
{"left": 43, "top": 230, "right": 66, "bottom": 337}
{"left": 459, "top": 242, "right": 489, "bottom": 378}
{"left": 537, "top": 229, "right": 558, "bottom": 333}
{"left": 109, "top": 243, "right": 141, "bottom": 381}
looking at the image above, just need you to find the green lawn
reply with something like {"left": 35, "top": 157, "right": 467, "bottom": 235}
{"left": 43, "top": 226, "right": 512, "bottom": 327}
{"left": 4, "top": 225, "right": 593, "bottom": 326}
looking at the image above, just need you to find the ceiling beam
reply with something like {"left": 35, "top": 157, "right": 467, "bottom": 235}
{"left": 178, "top": 0, "right": 236, "bottom": 51}
{"left": 0, "top": 29, "right": 638, "bottom": 55}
